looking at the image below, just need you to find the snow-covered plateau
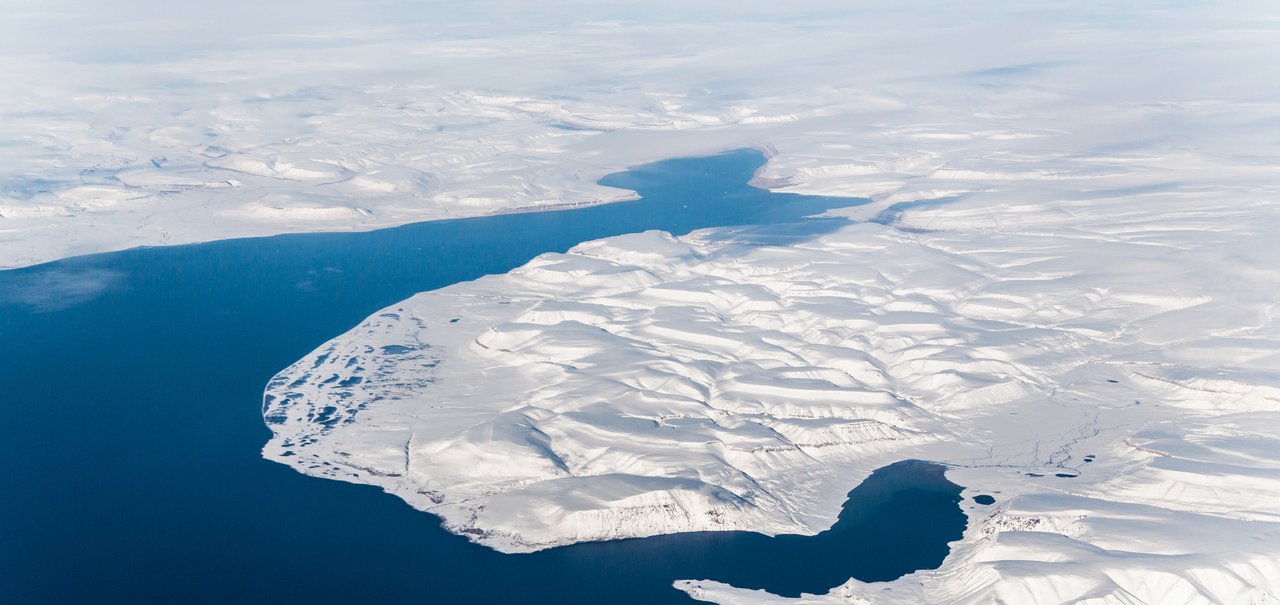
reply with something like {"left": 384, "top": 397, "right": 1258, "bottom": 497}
{"left": 265, "top": 181, "right": 1280, "bottom": 602}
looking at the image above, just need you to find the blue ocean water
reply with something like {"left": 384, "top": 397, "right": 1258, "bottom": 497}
{"left": 0, "top": 150, "right": 965, "bottom": 604}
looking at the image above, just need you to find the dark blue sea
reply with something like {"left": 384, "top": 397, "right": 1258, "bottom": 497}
{"left": 0, "top": 150, "right": 966, "bottom": 604}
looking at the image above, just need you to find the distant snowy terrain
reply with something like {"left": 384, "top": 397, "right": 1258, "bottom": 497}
{"left": 2, "top": 1, "right": 1277, "bottom": 268}
{"left": 265, "top": 184, "right": 1280, "bottom": 601}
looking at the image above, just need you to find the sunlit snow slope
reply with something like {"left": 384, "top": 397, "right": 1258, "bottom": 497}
{"left": 265, "top": 183, "right": 1280, "bottom": 601}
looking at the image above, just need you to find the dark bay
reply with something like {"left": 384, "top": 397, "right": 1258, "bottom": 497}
{"left": 0, "top": 149, "right": 965, "bottom": 604}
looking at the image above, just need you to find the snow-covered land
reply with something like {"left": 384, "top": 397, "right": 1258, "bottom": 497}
{"left": 265, "top": 178, "right": 1280, "bottom": 602}
{"left": 11, "top": 0, "right": 1278, "bottom": 601}
{"left": 3, "top": 1, "right": 1277, "bottom": 268}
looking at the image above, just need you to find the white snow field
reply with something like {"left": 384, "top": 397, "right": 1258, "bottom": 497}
{"left": 265, "top": 185, "right": 1280, "bottom": 602}
{"left": 1, "top": 1, "right": 1276, "bottom": 268}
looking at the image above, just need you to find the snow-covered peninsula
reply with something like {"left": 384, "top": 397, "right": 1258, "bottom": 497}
{"left": 265, "top": 176, "right": 1280, "bottom": 601}
{"left": 250, "top": 6, "right": 1280, "bottom": 596}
